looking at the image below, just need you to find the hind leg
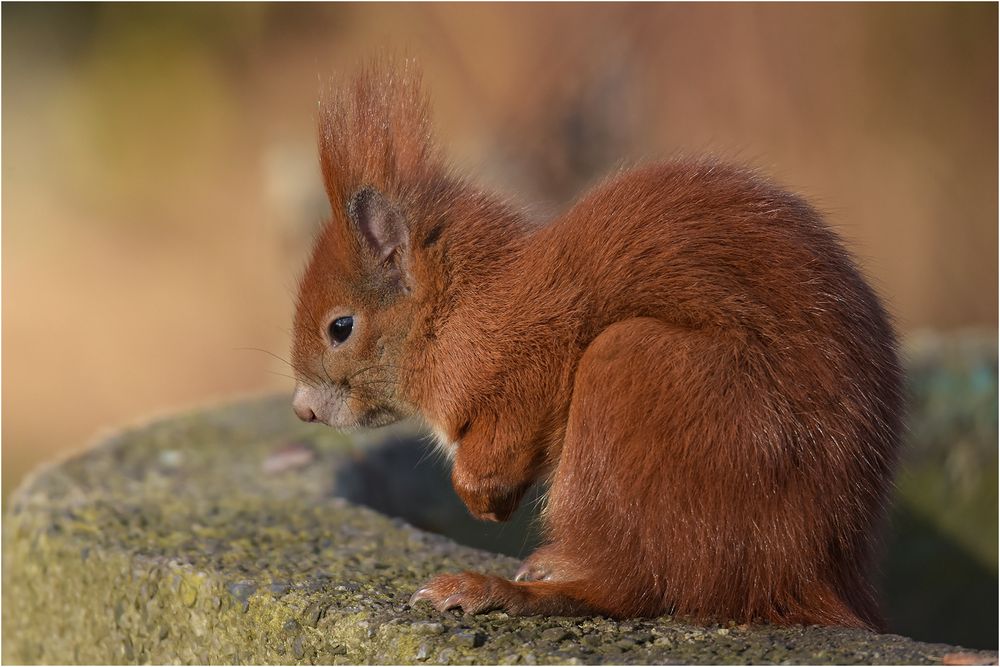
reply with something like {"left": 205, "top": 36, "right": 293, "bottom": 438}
{"left": 411, "top": 318, "right": 711, "bottom": 617}
{"left": 524, "top": 317, "right": 722, "bottom": 618}
{"left": 532, "top": 317, "right": 880, "bottom": 626}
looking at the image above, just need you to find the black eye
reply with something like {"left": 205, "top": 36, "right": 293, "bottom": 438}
{"left": 328, "top": 316, "right": 354, "bottom": 345}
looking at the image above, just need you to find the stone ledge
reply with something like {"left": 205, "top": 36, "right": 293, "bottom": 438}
{"left": 3, "top": 392, "right": 997, "bottom": 665}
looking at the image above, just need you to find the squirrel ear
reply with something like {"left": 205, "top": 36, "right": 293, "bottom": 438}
{"left": 348, "top": 187, "right": 408, "bottom": 261}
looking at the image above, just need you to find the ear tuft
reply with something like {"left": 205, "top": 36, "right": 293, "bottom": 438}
{"left": 348, "top": 187, "right": 408, "bottom": 261}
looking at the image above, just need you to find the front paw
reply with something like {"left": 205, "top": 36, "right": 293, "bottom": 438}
{"left": 409, "top": 572, "right": 503, "bottom": 615}
{"left": 451, "top": 471, "right": 527, "bottom": 522}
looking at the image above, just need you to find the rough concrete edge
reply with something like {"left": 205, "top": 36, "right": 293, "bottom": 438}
{"left": 4, "top": 388, "right": 999, "bottom": 665}
{"left": 9, "top": 498, "right": 998, "bottom": 667}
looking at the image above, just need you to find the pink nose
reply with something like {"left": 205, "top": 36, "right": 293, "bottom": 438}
{"left": 292, "top": 387, "right": 317, "bottom": 422}
{"left": 293, "top": 403, "right": 316, "bottom": 422}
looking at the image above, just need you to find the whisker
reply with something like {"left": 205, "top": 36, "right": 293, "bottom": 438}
{"left": 414, "top": 434, "right": 443, "bottom": 468}
{"left": 346, "top": 362, "right": 421, "bottom": 383}
{"left": 348, "top": 377, "right": 400, "bottom": 388}
{"left": 318, "top": 346, "right": 335, "bottom": 385}
{"left": 266, "top": 370, "right": 315, "bottom": 386}
{"left": 292, "top": 362, "right": 325, "bottom": 388}
{"left": 345, "top": 364, "right": 384, "bottom": 383}
{"left": 233, "top": 346, "right": 326, "bottom": 387}
{"left": 233, "top": 347, "right": 297, "bottom": 369}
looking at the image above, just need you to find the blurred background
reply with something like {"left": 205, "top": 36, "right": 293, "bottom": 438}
{"left": 2, "top": 2, "right": 996, "bottom": 650}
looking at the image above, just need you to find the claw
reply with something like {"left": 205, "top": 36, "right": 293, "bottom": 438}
{"left": 409, "top": 587, "right": 432, "bottom": 606}
{"left": 513, "top": 562, "right": 551, "bottom": 582}
{"left": 439, "top": 593, "right": 464, "bottom": 611}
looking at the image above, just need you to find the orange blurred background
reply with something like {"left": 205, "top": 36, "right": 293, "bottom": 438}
{"left": 3, "top": 4, "right": 996, "bottom": 510}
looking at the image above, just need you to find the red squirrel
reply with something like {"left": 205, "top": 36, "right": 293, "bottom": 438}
{"left": 290, "top": 61, "right": 902, "bottom": 630}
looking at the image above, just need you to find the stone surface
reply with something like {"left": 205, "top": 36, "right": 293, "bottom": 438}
{"left": 3, "top": 337, "right": 998, "bottom": 664}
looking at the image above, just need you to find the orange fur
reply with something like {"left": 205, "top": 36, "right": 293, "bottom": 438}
{"left": 291, "top": 61, "right": 901, "bottom": 630}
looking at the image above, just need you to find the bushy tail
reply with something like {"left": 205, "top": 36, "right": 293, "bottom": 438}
{"left": 318, "top": 58, "right": 442, "bottom": 211}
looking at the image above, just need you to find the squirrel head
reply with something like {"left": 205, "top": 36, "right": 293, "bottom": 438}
{"left": 291, "top": 59, "right": 528, "bottom": 430}
{"left": 290, "top": 60, "right": 446, "bottom": 429}
{"left": 291, "top": 184, "right": 418, "bottom": 428}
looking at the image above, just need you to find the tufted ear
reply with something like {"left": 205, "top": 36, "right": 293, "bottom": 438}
{"left": 348, "top": 187, "right": 409, "bottom": 262}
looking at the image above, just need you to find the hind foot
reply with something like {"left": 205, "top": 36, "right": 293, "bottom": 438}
{"left": 409, "top": 571, "right": 600, "bottom": 617}
{"left": 409, "top": 572, "right": 512, "bottom": 614}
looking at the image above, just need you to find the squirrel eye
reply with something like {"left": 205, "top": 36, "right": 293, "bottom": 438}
{"left": 327, "top": 316, "right": 354, "bottom": 345}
